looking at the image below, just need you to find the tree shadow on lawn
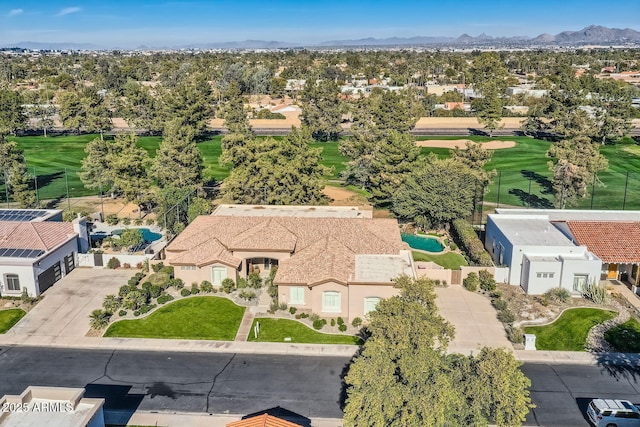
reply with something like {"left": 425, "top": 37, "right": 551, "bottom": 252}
{"left": 508, "top": 188, "right": 554, "bottom": 209}
{"left": 522, "top": 170, "right": 553, "bottom": 194}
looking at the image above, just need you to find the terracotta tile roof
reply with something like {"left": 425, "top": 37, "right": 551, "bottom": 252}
{"left": 165, "top": 215, "right": 405, "bottom": 284}
{"left": 167, "top": 238, "right": 241, "bottom": 268}
{"left": 567, "top": 221, "right": 640, "bottom": 263}
{"left": 226, "top": 414, "right": 302, "bottom": 427}
{"left": 0, "top": 221, "right": 75, "bottom": 251}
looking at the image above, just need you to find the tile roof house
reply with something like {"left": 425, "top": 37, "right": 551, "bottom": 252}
{"left": 165, "top": 205, "right": 415, "bottom": 320}
{"left": 0, "top": 209, "right": 89, "bottom": 297}
{"left": 226, "top": 414, "right": 302, "bottom": 427}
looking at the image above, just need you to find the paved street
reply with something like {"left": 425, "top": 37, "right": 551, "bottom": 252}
{"left": 0, "top": 346, "right": 350, "bottom": 422}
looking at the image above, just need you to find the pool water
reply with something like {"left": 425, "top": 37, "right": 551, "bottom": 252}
{"left": 112, "top": 228, "right": 163, "bottom": 243}
{"left": 401, "top": 233, "right": 445, "bottom": 253}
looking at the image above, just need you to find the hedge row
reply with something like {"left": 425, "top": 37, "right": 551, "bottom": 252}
{"left": 451, "top": 219, "right": 493, "bottom": 266}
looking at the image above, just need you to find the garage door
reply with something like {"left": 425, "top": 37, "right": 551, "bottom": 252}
{"left": 64, "top": 253, "right": 75, "bottom": 273}
{"left": 38, "top": 262, "right": 62, "bottom": 293}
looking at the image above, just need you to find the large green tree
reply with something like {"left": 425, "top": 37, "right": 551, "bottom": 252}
{"left": 59, "top": 88, "right": 112, "bottom": 138}
{"left": 0, "top": 135, "right": 36, "bottom": 208}
{"left": 469, "top": 53, "right": 509, "bottom": 135}
{"left": 0, "top": 89, "right": 26, "bottom": 135}
{"left": 78, "top": 137, "right": 114, "bottom": 193}
{"left": 120, "top": 81, "right": 162, "bottom": 134}
{"left": 220, "top": 82, "right": 254, "bottom": 168}
{"left": 153, "top": 118, "right": 203, "bottom": 188}
{"left": 160, "top": 74, "right": 212, "bottom": 136}
{"left": 107, "top": 133, "right": 151, "bottom": 208}
{"left": 299, "top": 79, "right": 342, "bottom": 141}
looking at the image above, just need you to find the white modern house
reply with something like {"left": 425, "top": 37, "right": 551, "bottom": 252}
{"left": 0, "top": 209, "right": 90, "bottom": 297}
{"left": 485, "top": 213, "right": 601, "bottom": 294}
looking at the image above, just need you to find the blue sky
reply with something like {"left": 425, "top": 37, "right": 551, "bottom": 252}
{"left": 1, "top": 0, "right": 640, "bottom": 47}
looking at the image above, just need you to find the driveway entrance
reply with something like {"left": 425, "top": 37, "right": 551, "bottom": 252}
{"left": 3, "top": 268, "right": 132, "bottom": 340}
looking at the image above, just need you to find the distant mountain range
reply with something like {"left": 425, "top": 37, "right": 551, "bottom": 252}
{"left": 3, "top": 25, "right": 640, "bottom": 51}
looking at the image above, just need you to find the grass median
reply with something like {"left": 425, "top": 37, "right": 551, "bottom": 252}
{"left": 104, "top": 296, "right": 245, "bottom": 340}
{"left": 0, "top": 309, "right": 26, "bottom": 333}
{"left": 248, "top": 318, "right": 361, "bottom": 345}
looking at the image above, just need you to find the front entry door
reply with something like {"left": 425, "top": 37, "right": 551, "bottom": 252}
{"left": 608, "top": 264, "right": 618, "bottom": 279}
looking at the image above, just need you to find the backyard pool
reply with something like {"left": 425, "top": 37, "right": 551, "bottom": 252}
{"left": 401, "top": 233, "right": 444, "bottom": 253}
{"left": 112, "top": 228, "right": 163, "bottom": 243}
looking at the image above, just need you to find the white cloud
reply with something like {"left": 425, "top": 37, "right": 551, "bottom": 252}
{"left": 7, "top": 8, "right": 23, "bottom": 17}
{"left": 56, "top": 7, "right": 81, "bottom": 17}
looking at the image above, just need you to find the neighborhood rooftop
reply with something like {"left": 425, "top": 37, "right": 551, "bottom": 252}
{"left": 494, "top": 208, "right": 640, "bottom": 222}
{"left": 212, "top": 204, "right": 373, "bottom": 219}
{"left": 0, "top": 222, "right": 75, "bottom": 252}
{"left": 488, "top": 214, "right": 575, "bottom": 246}
{"left": 567, "top": 221, "right": 640, "bottom": 263}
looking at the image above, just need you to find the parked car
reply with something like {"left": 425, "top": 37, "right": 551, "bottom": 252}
{"left": 587, "top": 399, "right": 640, "bottom": 426}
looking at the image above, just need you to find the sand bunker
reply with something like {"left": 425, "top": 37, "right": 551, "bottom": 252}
{"left": 416, "top": 139, "right": 516, "bottom": 150}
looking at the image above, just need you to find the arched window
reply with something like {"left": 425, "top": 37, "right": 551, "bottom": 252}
{"left": 364, "top": 297, "right": 381, "bottom": 315}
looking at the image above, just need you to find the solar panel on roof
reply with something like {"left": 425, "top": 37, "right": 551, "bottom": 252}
{"left": 0, "top": 209, "right": 49, "bottom": 222}
{"left": 0, "top": 248, "right": 45, "bottom": 258}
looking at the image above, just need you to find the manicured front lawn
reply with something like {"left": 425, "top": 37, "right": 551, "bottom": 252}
{"left": 0, "top": 309, "right": 26, "bottom": 333}
{"left": 411, "top": 251, "right": 468, "bottom": 270}
{"left": 104, "top": 296, "right": 245, "bottom": 340}
{"left": 604, "top": 318, "right": 640, "bottom": 353}
{"left": 524, "top": 308, "right": 617, "bottom": 351}
{"left": 247, "top": 318, "right": 361, "bottom": 345}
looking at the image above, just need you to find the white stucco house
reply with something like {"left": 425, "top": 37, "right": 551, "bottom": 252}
{"left": 0, "top": 209, "right": 90, "bottom": 297}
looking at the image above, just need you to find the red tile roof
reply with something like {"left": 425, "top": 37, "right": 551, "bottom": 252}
{"left": 567, "top": 221, "right": 640, "bottom": 263}
{"left": 0, "top": 221, "right": 75, "bottom": 251}
{"left": 226, "top": 414, "right": 303, "bottom": 427}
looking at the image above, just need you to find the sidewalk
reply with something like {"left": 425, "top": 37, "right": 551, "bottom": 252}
{"left": 234, "top": 310, "right": 255, "bottom": 341}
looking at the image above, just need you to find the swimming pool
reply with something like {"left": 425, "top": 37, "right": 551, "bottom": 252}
{"left": 401, "top": 233, "right": 444, "bottom": 253}
{"left": 112, "top": 228, "right": 163, "bottom": 243}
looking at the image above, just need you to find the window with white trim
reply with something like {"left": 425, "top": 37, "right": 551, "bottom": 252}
{"left": 211, "top": 266, "right": 227, "bottom": 285}
{"left": 364, "top": 297, "right": 381, "bottom": 315}
{"left": 289, "top": 287, "right": 305, "bottom": 305}
{"left": 181, "top": 265, "right": 196, "bottom": 270}
{"left": 5, "top": 274, "right": 20, "bottom": 291}
{"left": 322, "top": 291, "right": 341, "bottom": 313}
{"left": 536, "top": 272, "right": 555, "bottom": 279}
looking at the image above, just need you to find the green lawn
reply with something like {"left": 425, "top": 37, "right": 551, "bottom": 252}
{"left": 104, "top": 296, "right": 245, "bottom": 340}
{"left": 604, "top": 318, "right": 640, "bottom": 353}
{"left": 0, "top": 309, "right": 26, "bottom": 333}
{"left": 247, "top": 318, "right": 361, "bottom": 344}
{"left": 411, "top": 251, "right": 468, "bottom": 270}
{"left": 524, "top": 308, "right": 617, "bottom": 351}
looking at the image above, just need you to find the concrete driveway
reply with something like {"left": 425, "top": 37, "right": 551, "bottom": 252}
{"left": 435, "top": 285, "right": 512, "bottom": 352}
{"left": 3, "top": 268, "right": 132, "bottom": 341}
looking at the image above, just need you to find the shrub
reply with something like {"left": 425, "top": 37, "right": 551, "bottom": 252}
{"left": 157, "top": 294, "right": 174, "bottom": 305}
{"left": 313, "top": 319, "right": 327, "bottom": 330}
{"left": 581, "top": 281, "right": 608, "bottom": 305}
{"left": 122, "top": 217, "right": 131, "bottom": 226}
{"left": 497, "top": 309, "right": 516, "bottom": 324}
{"left": 141, "top": 281, "right": 152, "bottom": 290}
{"left": 134, "top": 218, "right": 143, "bottom": 226}
{"left": 237, "top": 278, "right": 248, "bottom": 289}
{"left": 337, "top": 317, "right": 344, "bottom": 326}
{"left": 479, "top": 270, "right": 497, "bottom": 291}
{"left": 289, "top": 307, "right": 297, "bottom": 315}
{"left": 463, "top": 272, "right": 479, "bottom": 292}
{"left": 107, "top": 257, "right": 121, "bottom": 269}
{"left": 248, "top": 271, "right": 263, "bottom": 289}
{"left": 295, "top": 314, "right": 301, "bottom": 319}
{"left": 102, "top": 295, "right": 121, "bottom": 313}
{"left": 169, "top": 278, "right": 184, "bottom": 289}
{"left": 151, "top": 262, "right": 164, "bottom": 273}
{"left": 133, "top": 310, "right": 141, "bottom": 317}
{"left": 149, "top": 285, "right": 162, "bottom": 298}
{"left": 278, "top": 302, "right": 287, "bottom": 311}
{"left": 106, "top": 214, "right": 119, "bottom": 226}
{"left": 119, "top": 284, "right": 135, "bottom": 297}
{"left": 492, "top": 298, "right": 508, "bottom": 311}
{"left": 545, "top": 287, "right": 571, "bottom": 304}
{"left": 122, "top": 263, "right": 131, "bottom": 269}
{"left": 221, "top": 278, "right": 235, "bottom": 293}
{"left": 450, "top": 243, "right": 458, "bottom": 251}
{"left": 310, "top": 313, "right": 320, "bottom": 322}
{"left": 212, "top": 288, "right": 218, "bottom": 293}
{"left": 268, "top": 284, "right": 278, "bottom": 299}
{"left": 200, "top": 281, "right": 213, "bottom": 293}
{"left": 299, "top": 313, "right": 309, "bottom": 319}
{"left": 330, "top": 318, "right": 336, "bottom": 327}
{"left": 159, "top": 266, "right": 174, "bottom": 277}
{"left": 239, "top": 290, "right": 257, "bottom": 301}
{"left": 118, "top": 309, "right": 127, "bottom": 316}
{"left": 191, "top": 284, "right": 200, "bottom": 294}
{"left": 490, "top": 290, "right": 503, "bottom": 300}
{"left": 122, "top": 291, "right": 147, "bottom": 310}
{"left": 451, "top": 219, "right": 493, "bottom": 266}
{"left": 506, "top": 325, "right": 525, "bottom": 344}
{"left": 352, "top": 317, "right": 363, "bottom": 327}
{"left": 146, "top": 218, "right": 155, "bottom": 226}
{"left": 89, "top": 309, "right": 112, "bottom": 329}
{"left": 136, "top": 262, "right": 144, "bottom": 269}
{"left": 138, "top": 304, "right": 156, "bottom": 315}
{"left": 338, "top": 324, "right": 348, "bottom": 332}
{"left": 147, "top": 273, "right": 170, "bottom": 288}
{"left": 180, "top": 288, "right": 191, "bottom": 297}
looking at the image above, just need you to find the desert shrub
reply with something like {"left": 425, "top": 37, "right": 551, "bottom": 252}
{"left": 463, "top": 272, "right": 479, "bottom": 292}
{"left": 106, "top": 214, "right": 119, "bottom": 226}
{"left": 479, "top": 269, "right": 497, "bottom": 291}
{"left": 506, "top": 325, "right": 525, "bottom": 344}
{"left": 200, "top": 281, "right": 213, "bottom": 293}
{"left": 330, "top": 318, "right": 336, "bottom": 327}
{"left": 118, "top": 309, "right": 127, "bottom": 316}
{"left": 492, "top": 298, "right": 508, "bottom": 311}
{"left": 310, "top": 313, "right": 320, "bottom": 322}
{"left": 352, "top": 317, "right": 363, "bottom": 327}
{"left": 107, "top": 257, "right": 121, "bottom": 269}
{"left": 147, "top": 273, "right": 170, "bottom": 288}
{"left": 313, "top": 319, "right": 327, "bottom": 330}
{"left": 122, "top": 291, "right": 147, "bottom": 310}
{"left": 212, "top": 288, "right": 218, "bottom": 293}
{"left": 254, "top": 108, "right": 286, "bottom": 119}
{"left": 338, "top": 324, "right": 348, "bottom": 332}
{"left": 169, "top": 278, "right": 184, "bottom": 289}
{"left": 157, "top": 294, "right": 174, "bottom": 304}
{"left": 337, "top": 317, "right": 345, "bottom": 326}
{"left": 490, "top": 290, "right": 503, "bottom": 300}
{"left": 239, "top": 290, "right": 257, "bottom": 301}
{"left": 268, "top": 302, "right": 279, "bottom": 314}
{"left": 581, "top": 281, "right": 608, "bottom": 304}
{"left": 122, "top": 263, "right": 131, "bottom": 269}
{"left": 102, "top": 295, "right": 121, "bottom": 313}
{"left": 289, "top": 307, "right": 297, "bottom": 315}
{"left": 118, "top": 284, "right": 136, "bottom": 297}
{"left": 159, "top": 266, "right": 174, "bottom": 277}
{"left": 248, "top": 271, "right": 263, "bottom": 289}
{"left": 133, "top": 310, "right": 140, "bottom": 317}
{"left": 141, "top": 281, "right": 152, "bottom": 290}
{"left": 278, "top": 302, "right": 287, "bottom": 311}
{"left": 295, "top": 314, "right": 301, "bottom": 319}
{"left": 149, "top": 285, "right": 162, "bottom": 298}
{"left": 180, "top": 288, "right": 191, "bottom": 297}
{"left": 138, "top": 304, "right": 156, "bottom": 315}
{"left": 191, "top": 284, "right": 200, "bottom": 294}
{"left": 451, "top": 219, "right": 493, "bottom": 266}
{"left": 151, "top": 262, "right": 164, "bottom": 273}
{"left": 136, "top": 262, "right": 144, "bottom": 269}
{"left": 497, "top": 309, "right": 516, "bottom": 324}
{"left": 122, "top": 217, "right": 131, "bottom": 226}
{"left": 545, "top": 287, "right": 571, "bottom": 304}
{"left": 134, "top": 218, "right": 143, "bottom": 226}
{"left": 237, "top": 278, "right": 248, "bottom": 289}
{"left": 268, "top": 284, "right": 278, "bottom": 299}
{"left": 146, "top": 218, "right": 155, "bottom": 226}
{"left": 222, "top": 278, "right": 235, "bottom": 293}
{"left": 89, "top": 309, "right": 112, "bottom": 329}
{"left": 299, "top": 313, "right": 309, "bottom": 319}
{"left": 450, "top": 243, "right": 458, "bottom": 251}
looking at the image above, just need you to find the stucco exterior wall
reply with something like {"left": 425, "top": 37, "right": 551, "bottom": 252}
{"left": 174, "top": 263, "right": 238, "bottom": 287}
{"left": 309, "top": 281, "right": 349, "bottom": 318}
{"left": 347, "top": 284, "right": 399, "bottom": 320}
{"left": 0, "top": 264, "right": 36, "bottom": 297}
